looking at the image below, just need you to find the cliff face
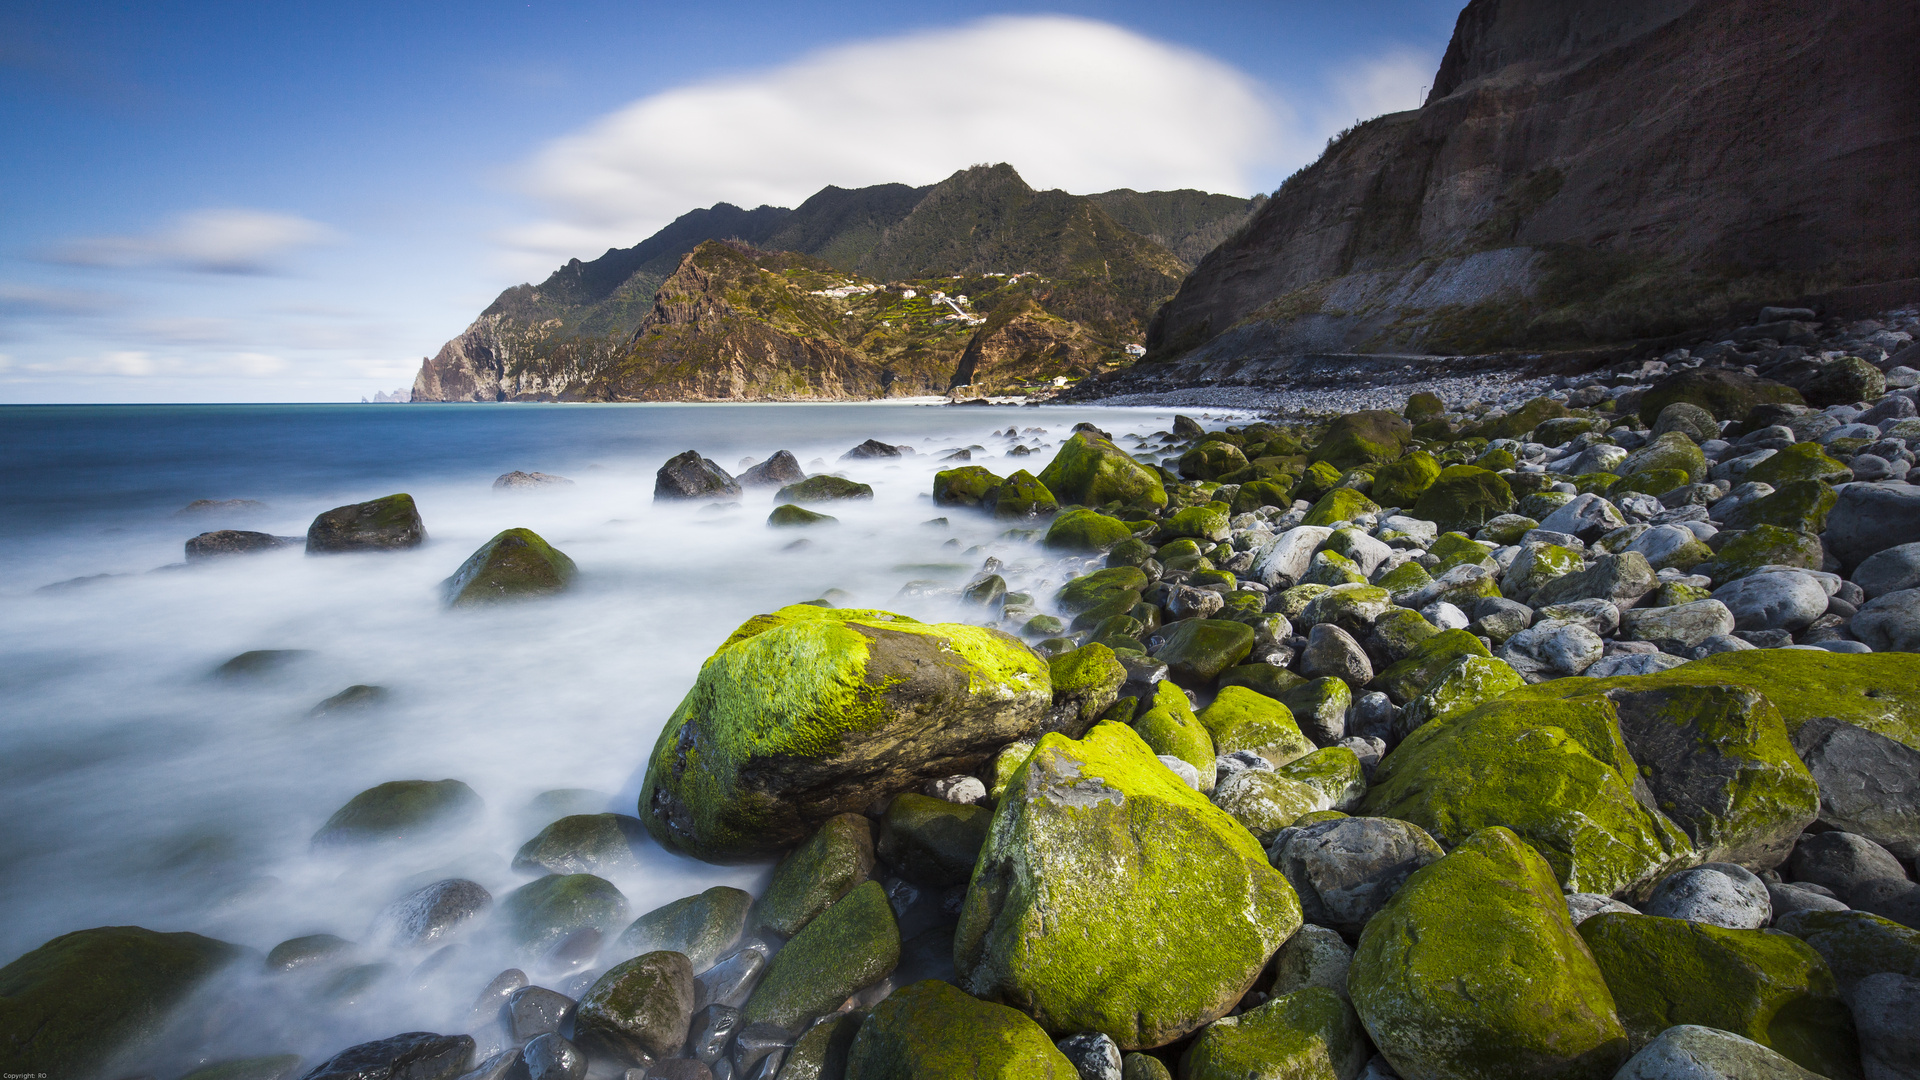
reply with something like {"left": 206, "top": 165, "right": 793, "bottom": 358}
{"left": 1148, "top": 0, "right": 1920, "bottom": 362}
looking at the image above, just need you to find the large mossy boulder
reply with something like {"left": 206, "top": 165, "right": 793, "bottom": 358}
{"left": 1639, "top": 369, "right": 1803, "bottom": 424}
{"left": 312, "top": 779, "right": 482, "bottom": 845}
{"left": 934, "top": 466, "right": 1005, "bottom": 507}
{"left": 1043, "top": 509, "right": 1135, "bottom": 553}
{"left": 1617, "top": 432, "right": 1708, "bottom": 484}
{"left": 1773, "top": 909, "right": 1920, "bottom": 993}
{"left": 743, "top": 879, "right": 900, "bottom": 1031}
{"left": 305, "top": 493, "right": 425, "bottom": 553}
{"left": 844, "top": 979, "right": 1075, "bottom": 1079}
{"left": 1196, "top": 686, "right": 1315, "bottom": 766}
{"left": 1179, "top": 987, "right": 1369, "bottom": 1080}
{"left": 442, "top": 528, "right": 576, "bottom": 607}
{"left": 1302, "top": 489, "right": 1382, "bottom": 528}
{"left": 777, "top": 475, "right": 875, "bottom": 503}
{"left": 955, "top": 723, "right": 1302, "bottom": 1049}
{"left": 1349, "top": 827, "right": 1629, "bottom": 1080}
{"left": 1411, "top": 466, "right": 1514, "bottom": 532}
{"left": 1311, "top": 411, "right": 1412, "bottom": 471}
{"left": 0, "top": 926, "right": 239, "bottom": 1076}
{"left": 984, "top": 470, "right": 1057, "bottom": 518}
{"left": 1467, "top": 397, "right": 1572, "bottom": 441}
{"left": 1370, "top": 451, "right": 1442, "bottom": 508}
{"left": 756, "top": 812, "right": 875, "bottom": 937}
{"left": 1180, "top": 440, "right": 1251, "bottom": 481}
{"left": 1578, "top": 913, "right": 1860, "bottom": 1079}
{"left": 1038, "top": 432, "right": 1168, "bottom": 509}
{"left": 1719, "top": 480, "right": 1837, "bottom": 534}
{"left": 1359, "top": 695, "right": 1693, "bottom": 896}
{"left": 1696, "top": 525, "right": 1824, "bottom": 583}
{"left": 639, "top": 605, "right": 1051, "bottom": 861}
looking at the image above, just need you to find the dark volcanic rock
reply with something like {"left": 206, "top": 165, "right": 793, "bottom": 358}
{"left": 842, "top": 438, "right": 905, "bottom": 460}
{"left": 655, "top": 452, "right": 742, "bottom": 501}
{"left": 739, "top": 451, "right": 807, "bottom": 487}
{"left": 185, "top": 530, "right": 291, "bottom": 560}
{"left": 297, "top": 1032, "right": 473, "bottom": 1080}
{"left": 306, "top": 494, "right": 426, "bottom": 553}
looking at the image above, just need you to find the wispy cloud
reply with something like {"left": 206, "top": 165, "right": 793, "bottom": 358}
{"left": 1315, "top": 46, "right": 1439, "bottom": 136}
{"left": 0, "top": 281, "right": 117, "bottom": 316}
{"left": 46, "top": 209, "right": 339, "bottom": 274}
{"left": 505, "top": 15, "right": 1291, "bottom": 267}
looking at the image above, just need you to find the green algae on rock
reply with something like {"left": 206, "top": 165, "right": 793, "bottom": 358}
{"left": 1399, "top": 654, "right": 1525, "bottom": 731}
{"left": 503, "top": 873, "right": 629, "bottom": 953}
{"left": 1180, "top": 441, "right": 1251, "bottom": 481}
{"left": 770, "top": 503, "right": 837, "bottom": 527}
{"left": 1370, "top": 451, "right": 1442, "bottom": 508}
{"left": 616, "top": 885, "right": 751, "bottom": 971}
{"left": 1310, "top": 410, "right": 1413, "bottom": 471}
{"left": 1637, "top": 369, "right": 1803, "bottom": 424}
{"left": 1772, "top": 909, "right": 1920, "bottom": 993}
{"left": 844, "top": 979, "right": 1075, "bottom": 1080}
{"left": 955, "top": 722, "right": 1301, "bottom": 1049}
{"left": 1578, "top": 913, "right": 1860, "bottom": 1078}
{"left": 443, "top": 527, "right": 577, "bottom": 607}
{"left": 0, "top": 926, "right": 239, "bottom": 1076}
{"left": 574, "top": 950, "right": 697, "bottom": 1064}
{"left": 1180, "top": 987, "right": 1369, "bottom": 1080}
{"left": 1349, "top": 827, "right": 1629, "bottom": 1080}
{"left": 1197, "top": 685, "right": 1315, "bottom": 766}
{"left": 1302, "top": 489, "right": 1382, "bottom": 528}
{"left": 1743, "top": 441, "right": 1852, "bottom": 487}
{"left": 1132, "top": 679, "right": 1217, "bottom": 790}
{"left": 1412, "top": 465, "right": 1515, "bottom": 532}
{"left": 640, "top": 605, "right": 1050, "bottom": 861}
{"left": 312, "top": 779, "right": 482, "bottom": 845}
{"left": 1373, "top": 629, "right": 1492, "bottom": 706}
{"left": 1044, "top": 509, "right": 1136, "bottom": 552}
{"left": 777, "top": 475, "right": 876, "bottom": 502}
{"left": 755, "top": 812, "right": 875, "bottom": 937}
{"left": 305, "top": 492, "right": 425, "bottom": 553}
{"left": 934, "top": 466, "right": 1005, "bottom": 507}
{"left": 512, "top": 812, "right": 647, "bottom": 877}
{"left": 1213, "top": 767, "right": 1333, "bottom": 844}
{"left": 743, "top": 879, "right": 900, "bottom": 1030}
{"left": 984, "top": 470, "right": 1057, "bottom": 518}
{"left": 1037, "top": 432, "right": 1168, "bottom": 509}
{"left": 878, "top": 793, "right": 991, "bottom": 887}
{"left": 1045, "top": 643, "right": 1127, "bottom": 737}
{"left": 1155, "top": 619, "right": 1256, "bottom": 688}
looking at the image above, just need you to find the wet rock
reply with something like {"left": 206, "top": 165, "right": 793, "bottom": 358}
{"left": 503, "top": 875, "right": 628, "bottom": 955}
{"left": 687, "top": 1004, "right": 741, "bottom": 1063}
{"left": 739, "top": 452, "right": 806, "bottom": 487}
{"left": 756, "top": 813, "right": 875, "bottom": 937}
{"left": 842, "top": 439, "right": 905, "bottom": 460}
{"left": 298, "top": 1032, "right": 475, "bottom": 1080}
{"left": 214, "top": 648, "right": 315, "bottom": 679}
{"left": 924, "top": 774, "right": 990, "bottom": 806}
{"left": 1153, "top": 618, "right": 1255, "bottom": 687}
{"left": 307, "top": 684, "right": 390, "bottom": 717}
{"left": 379, "top": 879, "right": 492, "bottom": 949}
{"left": 312, "top": 779, "right": 482, "bottom": 845}
{"left": 877, "top": 793, "right": 990, "bottom": 887}
{"left": 777, "top": 1010, "right": 860, "bottom": 1080}
{"left": 692, "top": 945, "right": 768, "bottom": 1011}
{"left": 841, "top": 979, "right": 1074, "bottom": 1077}
{"left": 1179, "top": 988, "right": 1368, "bottom": 1080}
{"left": 1055, "top": 1032, "right": 1122, "bottom": 1080}
{"left": 1267, "top": 816, "right": 1443, "bottom": 937}
{"left": 507, "top": 985, "right": 577, "bottom": 1042}
{"left": 522, "top": 1032, "right": 585, "bottom": 1080}
{"left": 616, "top": 886, "right": 752, "bottom": 973}
{"left": 306, "top": 494, "right": 426, "bottom": 553}
{"left": 178, "top": 497, "right": 269, "bottom": 516}
{"left": 575, "top": 951, "right": 696, "bottom": 1065}
{"left": 1298, "top": 623, "right": 1372, "bottom": 686}
{"left": 1613, "top": 1025, "right": 1825, "bottom": 1080}
{"left": 769, "top": 504, "right": 835, "bottom": 527}
{"left": 776, "top": 475, "right": 874, "bottom": 503}
{"left": 179, "top": 1055, "right": 305, "bottom": 1080}
{"left": 186, "top": 530, "right": 291, "bottom": 560}
{"left": 440, "top": 528, "right": 577, "bottom": 607}
{"left": 656, "top": 452, "right": 742, "bottom": 501}
{"left": 493, "top": 471, "right": 573, "bottom": 490}
{"left": 267, "top": 933, "right": 354, "bottom": 972}
{"left": 513, "top": 814, "right": 647, "bottom": 877}
{"left": 741, "top": 879, "right": 900, "bottom": 1031}
{"left": 1641, "top": 864, "right": 1771, "bottom": 929}
{"left": 466, "top": 968, "right": 528, "bottom": 1030}
{"left": 1791, "top": 717, "right": 1920, "bottom": 861}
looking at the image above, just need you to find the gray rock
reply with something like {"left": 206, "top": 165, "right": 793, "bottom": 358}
{"left": 1537, "top": 493, "right": 1628, "bottom": 543}
{"left": 1828, "top": 482, "right": 1920, "bottom": 569}
{"left": 1790, "top": 831, "right": 1910, "bottom": 903}
{"left": 1767, "top": 882, "right": 1850, "bottom": 917}
{"left": 1168, "top": 584, "right": 1225, "bottom": 620}
{"left": 694, "top": 946, "right": 768, "bottom": 1011}
{"left": 1712, "top": 571, "right": 1831, "bottom": 633}
{"left": 739, "top": 452, "right": 806, "bottom": 487}
{"left": 1641, "top": 863, "right": 1772, "bottom": 929}
{"left": 1691, "top": 634, "right": 1756, "bottom": 658}
{"left": 1853, "top": 455, "right": 1902, "bottom": 483}
{"left": 1613, "top": 1024, "right": 1825, "bottom": 1080}
{"left": 1300, "top": 623, "right": 1373, "bottom": 686}
{"left": 1254, "top": 526, "right": 1334, "bottom": 587}
{"left": 1568, "top": 444, "right": 1629, "bottom": 476}
{"left": 1357, "top": 1055, "right": 1403, "bottom": 1080}
{"left": 493, "top": 471, "right": 574, "bottom": 491}
{"left": 1497, "top": 619, "right": 1605, "bottom": 678}
{"left": 1157, "top": 755, "right": 1203, "bottom": 790}
{"left": 1268, "top": 924, "right": 1353, "bottom": 1000}
{"left": 299, "top": 1033, "right": 476, "bottom": 1080}
{"left": 1856, "top": 589, "right": 1920, "bottom": 653}
{"left": 1792, "top": 717, "right": 1920, "bottom": 861}
{"left": 514, "top": 815, "right": 648, "bottom": 877}
{"left": 1848, "top": 972, "right": 1920, "bottom": 1080}
{"left": 1852, "top": 878, "right": 1920, "bottom": 930}
{"left": 1653, "top": 403, "right": 1721, "bottom": 442}
{"left": 1469, "top": 596, "right": 1534, "bottom": 643}
{"left": 379, "top": 879, "right": 492, "bottom": 949}
{"left": 1855, "top": 543, "right": 1920, "bottom": 600}
{"left": 1339, "top": 736, "right": 1387, "bottom": 781}
{"left": 1266, "top": 816, "right": 1444, "bottom": 937}
{"left": 1055, "top": 1032, "right": 1122, "bottom": 1080}
{"left": 687, "top": 1004, "right": 741, "bottom": 1064}
{"left": 185, "top": 529, "right": 292, "bottom": 560}
{"left": 523, "top": 1032, "right": 585, "bottom": 1080}
{"left": 655, "top": 452, "right": 742, "bottom": 501}
{"left": 1535, "top": 598, "right": 1621, "bottom": 637}
{"left": 1566, "top": 893, "right": 1640, "bottom": 925}
{"left": 923, "top": 775, "right": 989, "bottom": 806}
{"left": 1419, "top": 601, "right": 1469, "bottom": 631}
{"left": 509, "top": 985, "right": 577, "bottom": 1043}
{"left": 458, "top": 1048, "right": 522, "bottom": 1080}
{"left": 1712, "top": 449, "right": 1779, "bottom": 485}
{"left": 1584, "top": 652, "right": 1689, "bottom": 677}
{"left": 1529, "top": 551, "right": 1658, "bottom": 614}
{"left": 1349, "top": 692, "right": 1396, "bottom": 743}
{"left": 1621, "top": 600, "right": 1736, "bottom": 649}
{"left": 1625, "top": 524, "right": 1706, "bottom": 569}
{"left": 467, "top": 969, "right": 529, "bottom": 1031}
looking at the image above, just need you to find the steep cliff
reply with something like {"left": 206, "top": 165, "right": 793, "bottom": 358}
{"left": 1148, "top": 0, "right": 1920, "bottom": 363}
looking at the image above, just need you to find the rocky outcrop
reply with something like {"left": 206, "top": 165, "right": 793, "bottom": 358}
{"left": 948, "top": 301, "right": 1099, "bottom": 394}
{"left": 1148, "top": 0, "right": 1920, "bottom": 362}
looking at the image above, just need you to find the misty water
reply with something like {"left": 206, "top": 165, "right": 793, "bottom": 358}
{"left": 0, "top": 401, "right": 1241, "bottom": 1071}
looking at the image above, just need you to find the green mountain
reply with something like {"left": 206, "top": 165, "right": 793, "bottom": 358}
{"left": 412, "top": 165, "right": 1258, "bottom": 402}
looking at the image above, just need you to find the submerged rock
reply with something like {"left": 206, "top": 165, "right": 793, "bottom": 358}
{"left": 307, "top": 684, "right": 389, "bottom": 717}
{"left": 513, "top": 813, "right": 648, "bottom": 877}
{"left": 306, "top": 493, "right": 426, "bottom": 553}
{"left": 185, "top": 529, "right": 291, "bottom": 560}
{"left": 377, "top": 878, "right": 492, "bottom": 949}
{"left": 312, "top": 779, "right": 482, "bottom": 845}
{"left": 493, "top": 471, "right": 573, "bottom": 490}
{"left": 213, "top": 648, "right": 314, "bottom": 679}
{"left": 777, "top": 475, "right": 875, "bottom": 503}
{"left": 502, "top": 874, "right": 629, "bottom": 954}
{"left": 297, "top": 1032, "right": 474, "bottom": 1080}
{"left": 442, "top": 528, "right": 576, "bottom": 607}
{"left": 574, "top": 950, "right": 696, "bottom": 1065}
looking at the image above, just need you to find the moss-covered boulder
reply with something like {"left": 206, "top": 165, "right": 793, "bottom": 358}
{"left": 1404, "top": 391, "right": 1445, "bottom": 421}
{"left": 1133, "top": 680, "right": 1217, "bottom": 790}
{"left": 1468, "top": 397, "right": 1573, "bottom": 441}
{"left": 1179, "top": 987, "right": 1369, "bottom": 1080}
{"left": 1412, "top": 466, "right": 1515, "bottom": 532}
{"left": 512, "top": 812, "right": 646, "bottom": 876}
{"left": 1578, "top": 913, "right": 1859, "bottom": 1078}
{"left": 878, "top": 793, "right": 991, "bottom": 887}
{"left": 934, "top": 466, "right": 1005, "bottom": 507}
{"left": 1044, "top": 509, "right": 1135, "bottom": 552}
{"left": 1721, "top": 480, "right": 1838, "bottom": 534}
{"left": 1696, "top": 525, "right": 1824, "bottom": 583}
{"left": 1745, "top": 442, "right": 1852, "bottom": 487}
{"left": 1360, "top": 696, "right": 1693, "bottom": 896}
{"left": 985, "top": 470, "right": 1057, "bottom": 518}
{"left": 1502, "top": 542, "right": 1585, "bottom": 604}
{"left": 1296, "top": 460, "right": 1344, "bottom": 503}
{"left": 1639, "top": 369, "right": 1803, "bottom": 424}
{"left": 1773, "top": 909, "right": 1920, "bottom": 993}
{"left": 1211, "top": 768, "right": 1331, "bottom": 844}
{"left": 1349, "top": 827, "right": 1629, "bottom": 1080}
{"left": 1398, "top": 654, "right": 1525, "bottom": 731}
{"left": 1154, "top": 619, "right": 1255, "bottom": 687}
{"left": 1302, "top": 489, "right": 1382, "bottom": 528}
{"left": 639, "top": 606, "right": 1051, "bottom": 861}
{"left": 1160, "top": 502, "right": 1232, "bottom": 543}
{"left": 756, "top": 812, "right": 875, "bottom": 937}
{"left": 1197, "top": 686, "right": 1315, "bottom": 766}
{"left": 1311, "top": 411, "right": 1413, "bottom": 470}
{"left": 504, "top": 873, "right": 629, "bottom": 952}
{"left": 956, "top": 723, "right": 1302, "bottom": 1049}
{"left": 1046, "top": 644, "right": 1128, "bottom": 737}
{"left": 616, "top": 886, "right": 752, "bottom": 971}
{"left": 770, "top": 503, "right": 836, "bottom": 527}
{"left": 1057, "top": 566, "right": 1149, "bottom": 613}
{"left": 1232, "top": 478, "right": 1295, "bottom": 516}
{"left": 0, "top": 926, "right": 239, "bottom": 1076}
{"left": 305, "top": 493, "right": 425, "bottom": 553}
{"left": 844, "top": 979, "right": 1075, "bottom": 1079}
{"left": 442, "top": 527, "right": 576, "bottom": 607}
{"left": 1039, "top": 432, "right": 1168, "bottom": 509}
{"left": 1181, "top": 441, "right": 1251, "bottom": 481}
{"left": 777, "top": 475, "right": 875, "bottom": 503}
{"left": 1803, "top": 355, "right": 1886, "bottom": 407}
{"left": 744, "top": 879, "right": 900, "bottom": 1030}
{"left": 1373, "top": 629, "right": 1492, "bottom": 706}
{"left": 1617, "top": 432, "right": 1709, "bottom": 484}
{"left": 1370, "top": 451, "right": 1442, "bottom": 508}
{"left": 312, "top": 779, "right": 482, "bottom": 845}
{"left": 574, "top": 950, "right": 696, "bottom": 1065}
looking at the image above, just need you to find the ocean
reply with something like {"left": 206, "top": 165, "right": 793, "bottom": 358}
{"left": 0, "top": 400, "right": 1237, "bottom": 1069}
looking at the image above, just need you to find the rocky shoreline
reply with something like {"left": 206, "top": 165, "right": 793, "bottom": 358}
{"left": 7, "top": 321, "right": 1920, "bottom": 1080}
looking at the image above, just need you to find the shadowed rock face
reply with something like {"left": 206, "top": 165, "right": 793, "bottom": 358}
{"left": 1148, "top": 0, "right": 1920, "bottom": 361}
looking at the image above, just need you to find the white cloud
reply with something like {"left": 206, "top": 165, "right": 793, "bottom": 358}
{"left": 0, "top": 282, "right": 116, "bottom": 316}
{"left": 506, "top": 16, "right": 1293, "bottom": 266}
{"left": 48, "top": 209, "right": 339, "bottom": 274}
{"left": 1313, "top": 47, "right": 1441, "bottom": 138}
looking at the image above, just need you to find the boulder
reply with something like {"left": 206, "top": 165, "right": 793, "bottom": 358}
{"left": 1373, "top": 629, "right": 1491, "bottom": 706}
{"left": 185, "top": 529, "right": 290, "bottom": 560}
{"left": 769, "top": 504, "right": 835, "bottom": 527}
{"left": 640, "top": 606, "right": 1051, "bottom": 861}
{"left": 1854, "top": 542, "right": 1920, "bottom": 600}
{"left": 376, "top": 879, "right": 492, "bottom": 949}
{"left": 1399, "top": 654, "right": 1527, "bottom": 730}
{"left": 1037, "top": 432, "right": 1168, "bottom": 509}
{"left": 1178, "top": 988, "right": 1369, "bottom": 1080}
{"left": 1154, "top": 619, "right": 1255, "bottom": 688}
{"left": 1045, "top": 644, "right": 1128, "bottom": 737}
{"left": 1789, "top": 832, "right": 1909, "bottom": 902}
{"left": 1619, "top": 433, "right": 1708, "bottom": 485}
{"left": 756, "top": 813, "right": 875, "bottom": 937}
{"left": 1044, "top": 509, "right": 1135, "bottom": 552}
{"left": 783, "top": 1010, "right": 862, "bottom": 1080}
{"left": 743, "top": 880, "right": 899, "bottom": 1031}
{"left": 1210, "top": 768, "right": 1330, "bottom": 843}
{"left": 1539, "top": 494, "right": 1629, "bottom": 543}
{"left": 1253, "top": 526, "right": 1335, "bottom": 587}
{"left": 1311, "top": 411, "right": 1412, "bottom": 471}
{"left": 1411, "top": 465, "right": 1514, "bottom": 532}
{"left": 1278, "top": 678, "right": 1354, "bottom": 748}
{"left": 1300, "top": 624, "right": 1373, "bottom": 686}
{"left": 655, "top": 452, "right": 742, "bottom": 501}
{"left": 1195, "top": 686, "right": 1316, "bottom": 766}
{"left": 1303, "top": 489, "right": 1383, "bottom": 528}
{"left": 1501, "top": 541, "right": 1584, "bottom": 604}
{"left": 312, "top": 779, "right": 482, "bottom": 845}
{"left": 1267, "top": 816, "right": 1444, "bottom": 937}
{"left": 306, "top": 493, "right": 425, "bottom": 552}
{"left": 502, "top": 874, "right": 628, "bottom": 953}
{"left": 1652, "top": 403, "right": 1722, "bottom": 442}
{"left": 1530, "top": 551, "right": 1658, "bottom": 613}
{"left": 1829, "top": 484, "right": 1920, "bottom": 570}
{"left": 877, "top": 794, "right": 990, "bottom": 887}
{"left": 1621, "top": 601, "right": 1736, "bottom": 650}
{"left": 934, "top": 465, "right": 1006, "bottom": 507}
{"left": 1856, "top": 588, "right": 1920, "bottom": 653}
{"left": 1181, "top": 441, "right": 1250, "bottom": 481}
{"left": 1641, "top": 863, "right": 1772, "bottom": 929}
{"left": 574, "top": 951, "right": 696, "bottom": 1065}
{"left": 984, "top": 470, "right": 1057, "bottom": 518}
{"left": 0, "top": 926, "right": 239, "bottom": 1076}
{"left": 1697, "top": 525, "right": 1824, "bottom": 583}
{"left": 1719, "top": 480, "right": 1837, "bottom": 534}
{"left": 776, "top": 475, "right": 874, "bottom": 503}
{"left": 1132, "top": 680, "right": 1217, "bottom": 792}
{"left": 615, "top": 886, "right": 752, "bottom": 971}
{"left": 1804, "top": 356, "right": 1887, "bottom": 406}
{"left": 1370, "top": 451, "right": 1441, "bottom": 508}
{"left": 1712, "top": 571, "right": 1831, "bottom": 633}
{"left": 442, "top": 528, "right": 576, "bottom": 607}
{"left": 842, "top": 979, "right": 1075, "bottom": 1079}
{"left": 1348, "top": 827, "right": 1629, "bottom": 1080}
{"left": 1745, "top": 442, "right": 1852, "bottom": 488}
{"left": 1578, "top": 912, "right": 1859, "bottom": 1076}
{"left": 1791, "top": 716, "right": 1920, "bottom": 860}
{"left": 1614, "top": 1025, "right": 1827, "bottom": 1080}
{"left": 740, "top": 451, "right": 807, "bottom": 487}
{"left": 1497, "top": 619, "right": 1605, "bottom": 678}
{"left": 1773, "top": 909, "right": 1920, "bottom": 994}
{"left": 296, "top": 1033, "right": 474, "bottom": 1080}
{"left": 1847, "top": 972, "right": 1920, "bottom": 1080}
{"left": 1639, "top": 369, "right": 1803, "bottom": 424}
{"left": 955, "top": 723, "right": 1302, "bottom": 1049}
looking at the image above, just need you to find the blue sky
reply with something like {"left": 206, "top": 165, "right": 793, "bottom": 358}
{"left": 0, "top": 1, "right": 1466, "bottom": 403}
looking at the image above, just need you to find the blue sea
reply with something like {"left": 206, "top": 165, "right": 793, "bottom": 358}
{"left": 0, "top": 401, "right": 1236, "bottom": 1070}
